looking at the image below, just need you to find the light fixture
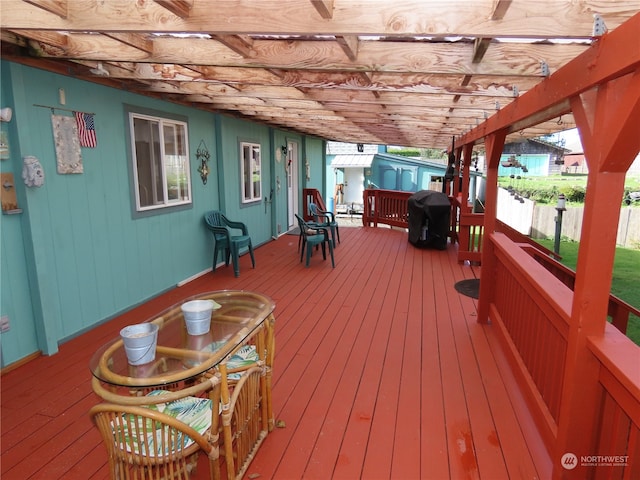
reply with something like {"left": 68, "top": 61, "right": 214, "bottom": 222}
{"left": 281, "top": 145, "right": 288, "bottom": 157}
{"left": 0, "top": 107, "right": 12, "bottom": 122}
{"left": 556, "top": 193, "right": 566, "bottom": 211}
{"left": 357, "top": 143, "right": 364, "bottom": 152}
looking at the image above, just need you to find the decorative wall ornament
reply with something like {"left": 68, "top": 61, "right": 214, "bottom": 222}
{"left": 196, "top": 139, "right": 210, "bottom": 184}
{"left": 51, "top": 114, "right": 83, "bottom": 174}
{"left": 22, "top": 155, "right": 45, "bottom": 187}
{"left": 0, "top": 131, "right": 10, "bottom": 160}
{"left": 0, "top": 107, "right": 12, "bottom": 123}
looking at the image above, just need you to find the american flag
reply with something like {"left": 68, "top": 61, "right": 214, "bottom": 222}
{"left": 74, "top": 111, "right": 97, "bottom": 148}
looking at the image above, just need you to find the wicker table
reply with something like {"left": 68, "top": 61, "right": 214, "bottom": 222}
{"left": 90, "top": 290, "right": 276, "bottom": 480}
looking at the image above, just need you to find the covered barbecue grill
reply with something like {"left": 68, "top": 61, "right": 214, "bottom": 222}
{"left": 407, "top": 190, "right": 451, "bottom": 250}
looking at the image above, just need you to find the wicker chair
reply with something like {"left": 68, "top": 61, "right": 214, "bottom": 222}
{"left": 90, "top": 399, "right": 218, "bottom": 480}
{"left": 219, "top": 365, "right": 268, "bottom": 480}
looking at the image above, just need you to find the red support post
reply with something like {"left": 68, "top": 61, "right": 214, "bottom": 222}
{"left": 476, "top": 130, "right": 507, "bottom": 324}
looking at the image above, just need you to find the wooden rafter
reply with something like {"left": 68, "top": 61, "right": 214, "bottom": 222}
{"left": 23, "top": 0, "right": 67, "bottom": 18}
{"left": 153, "top": 0, "right": 193, "bottom": 18}
{"left": 1, "top": 1, "right": 638, "bottom": 149}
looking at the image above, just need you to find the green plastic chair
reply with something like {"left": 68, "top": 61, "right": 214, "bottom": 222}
{"left": 309, "top": 202, "right": 340, "bottom": 247}
{"left": 295, "top": 214, "right": 335, "bottom": 268}
{"left": 204, "top": 210, "right": 255, "bottom": 277}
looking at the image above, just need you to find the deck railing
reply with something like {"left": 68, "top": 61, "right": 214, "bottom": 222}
{"left": 487, "top": 233, "right": 640, "bottom": 474}
{"left": 587, "top": 334, "right": 640, "bottom": 472}
{"left": 457, "top": 211, "right": 484, "bottom": 263}
{"left": 363, "top": 188, "right": 411, "bottom": 228}
{"left": 489, "top": 234, "right": 570, "bottom": 446}
{"left": 453, "top": 208, "right": 638, "bottom": 335}
{"left": 520, "top": 245, "right": 640, "bottom": 334}
{"left": 302, "top": 188, "right": 327, "bottom": 221}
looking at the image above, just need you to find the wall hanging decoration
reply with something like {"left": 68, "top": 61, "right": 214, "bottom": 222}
{"left": 0, "top": 107, "right": 12, "bottom": 123}
{"left": 51, "top": 114, "right": 83, "bottom": 174}
{"left": 35, "top": 104, "right": 98, "bottom": 150}
{"left": 74, "top": 111, "right": 97, "bottom": 148}
{"left": 196, "top": 139, "right": 211, "bottom": 184}
{"left": 22, "top": 155, "right": 45, "bottom": 187}
{"left": 0, "top": 131, "right": 10, "bottom": 160}
{"left": 1, "top": 172, "right": 21, "bottom": 214}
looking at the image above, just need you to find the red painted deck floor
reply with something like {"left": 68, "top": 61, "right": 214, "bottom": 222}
{"left": 1, "top": 224, "right": 551, "bottom": 479}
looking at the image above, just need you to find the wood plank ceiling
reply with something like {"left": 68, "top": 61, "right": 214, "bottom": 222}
{"left": 1, "top": 0, "right": 639, "bottom": 149}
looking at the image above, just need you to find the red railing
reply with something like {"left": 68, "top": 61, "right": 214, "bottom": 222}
{"left": 487, "top": 233, "right": 640, "bottom": 474}
{"left": 587, "top": 334, "right": 640, "bottom": 472}
{"left": 363, "top": 188, "right": 411, "bottom": 228}
{"left": 302, "top": 188, "right": 327, "bottom": 221}
{"left": 519, "top": 245, "right": 640, "bottom": 335}
{"left": 458, "top": 211, "right": 484, "bottom": 263}
{"left": 490, "top": 234, "right": 570, "bottom": 446}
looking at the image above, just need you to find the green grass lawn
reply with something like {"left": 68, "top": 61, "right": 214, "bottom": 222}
{"left": 497, "top": 175, "right": 640, "bottom": 205}
{"left": 536, "top": 239, "right": 640, "bottom": 346}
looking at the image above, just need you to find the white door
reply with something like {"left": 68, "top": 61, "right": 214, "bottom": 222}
{"left": 344, "top": 168, "right": 364, "bottom": 204}
{"left": 287, "top": 142, "right": 298, "bottom": 229}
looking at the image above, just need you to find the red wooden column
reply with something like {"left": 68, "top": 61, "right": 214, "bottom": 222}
{"left": 553, "top": 70, "right": 640, "bottom": 479}
{"left": 477, "top": 130, "right": 507, "bottom": 324}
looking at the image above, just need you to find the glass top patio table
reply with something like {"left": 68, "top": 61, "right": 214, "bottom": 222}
{"left": 90, "top": 290, "right": 275, "bottom": 388}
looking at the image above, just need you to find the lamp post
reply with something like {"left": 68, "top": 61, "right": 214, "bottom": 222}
{"left": 554, "top": 193, "right": 566, "bottom": 255}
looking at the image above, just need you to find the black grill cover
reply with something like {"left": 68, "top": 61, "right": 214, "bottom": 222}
{"left": 408, "top": 190, "right": 450, "bottom": 250}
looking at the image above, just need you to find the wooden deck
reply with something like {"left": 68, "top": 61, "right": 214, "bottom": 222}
{"left": 1, "top": 224, "right": 551, "bottom": 479}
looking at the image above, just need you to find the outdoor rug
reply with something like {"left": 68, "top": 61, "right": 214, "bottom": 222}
{"left": 454, "top": 278, "right": 480, "bottom": 299}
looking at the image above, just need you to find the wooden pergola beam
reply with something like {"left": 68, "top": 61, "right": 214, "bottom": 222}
{"left": 24, "top": 0, "right": 67, "bottom": 18}
{"left": 153, "top": 0, "right": 193, "bottom": 18}
{"left": 458, "top": 12, "right": 640, "bottom": 147}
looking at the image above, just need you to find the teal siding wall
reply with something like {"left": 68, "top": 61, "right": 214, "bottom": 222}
{"left": 218, "top": 116, "right": 273, "bottom": 240}
{"left": 1, "top": 63, "right": 40, "bottom": 363}
{"left": 1, "top": 61, "right": 220, "bottom": 363}
{"left": 0, "top": 61, "right": 322, "bottom": 367}
{"left": 302, "top": 137, "right": 325, "bottom": 195}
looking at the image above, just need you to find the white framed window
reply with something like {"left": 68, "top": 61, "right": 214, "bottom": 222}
{"left": 129, "top": 113, "right": 191, "bottom": 211}
{"left": 240, "top": 142, "right": 261, "bottom": 204}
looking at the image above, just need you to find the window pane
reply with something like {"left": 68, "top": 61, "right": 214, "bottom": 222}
{"left": 240, "top": 142, "right": 261, "bottom": 203}
{"left": 130, "top": 113, "right": 191, "bottom": 212}
{"left": 163, "top": 123, "right": 189, "bottom": 202}
{"left": 243, "top": 144, "right": 252, "bottom": 200}
{"left": 133, "top": 117, "right": 162, "bottom": 207}
{"left": 252, "top": 146, "right": 261, "bottom": 199}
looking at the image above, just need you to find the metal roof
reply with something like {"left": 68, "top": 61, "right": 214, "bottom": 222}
{"left": 330, "top": 154, "right": 374, "bottom": 168}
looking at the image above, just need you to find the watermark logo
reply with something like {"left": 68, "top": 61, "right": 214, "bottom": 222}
{"left": 561, "top": 453, "right": 578, "bottom": 470}
{"left": 561, "top": 453, "right": 629, "bottom": 469}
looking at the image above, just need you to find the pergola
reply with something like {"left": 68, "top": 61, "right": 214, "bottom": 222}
{"left": 2, "top": 0, "right": 639, "bottom": 149}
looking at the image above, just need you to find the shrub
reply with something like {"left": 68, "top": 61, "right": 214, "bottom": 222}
{"left": 561, "top": 185, "right": 586, "bottom": 203}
